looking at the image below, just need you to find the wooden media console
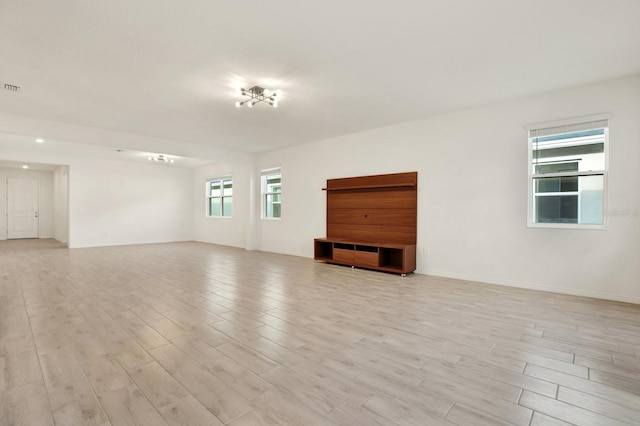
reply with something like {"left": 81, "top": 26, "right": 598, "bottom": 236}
{"left": 314, "top": 171, "right": 417, "bottom": 275}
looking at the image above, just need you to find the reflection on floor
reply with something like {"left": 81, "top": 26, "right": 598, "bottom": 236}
{"left": 1, "top": 239, "right": 639, "bottom": 425}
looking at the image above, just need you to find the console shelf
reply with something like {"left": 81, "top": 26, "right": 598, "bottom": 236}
{"left": 314, "top": 171, "right": 418, "bottom": 276}
{"left": 314, "top": 239, "right": 416, "bottom": 275}
{"left": 322, "top": 183, "right": 416, "bottom": 191}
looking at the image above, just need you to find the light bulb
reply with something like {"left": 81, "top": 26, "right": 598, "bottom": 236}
{"left": 35, "top": 138, "right": 44, "bottom": 143}
{"left": 263, "top": 89, "right": 271, "bottom": 97}
{"left": 274, "top": 89, "right": 282, "bottom": 96}
{"left": 22, "top": 164, "right": 29, "bottom": 169}
{"left": 247, "top": 101, "right": 254, "bottom": 108}
{"left": 235, "top": 87, "right": 242, "bottom": 95}
{"left": 235, "top": 101, "right": 241, "bottom": 108}
{"left": 272, "top": 101, "right": 278, "bottom": 108}
{"left": 148, "top": 157, "right": 152, "bottom": 161}
{"left": 170, "top": 159, "right": 174, "bottom": 163}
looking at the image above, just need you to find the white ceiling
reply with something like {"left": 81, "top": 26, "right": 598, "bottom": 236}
{"left": 0, "top": 159, "right": 58, "bottom": 171}
{"left": 1, "top": 0, "right": 640, "bottom": 155}
{"left": 0, "top": 131, "right": 211, "bottom": 168}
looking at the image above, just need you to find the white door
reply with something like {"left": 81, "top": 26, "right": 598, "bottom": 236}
{"left": 7, "top": 178, "right": 39, "bottom": 239}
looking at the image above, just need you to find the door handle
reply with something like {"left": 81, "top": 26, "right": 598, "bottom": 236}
{"left": 34, "top": 212, "right": 39, "bottom": 218}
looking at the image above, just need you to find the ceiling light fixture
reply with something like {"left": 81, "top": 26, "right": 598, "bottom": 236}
{"left": 235, "top": 86, "right": 280, "bottom": 108}
{"left": 148, "top": 154, "right": 174, "bottom": 163}
{"left": 22, "top": 164, "right": 29, "bottom": 169}
{"left": 35, "top": 138, "right": 44, "bottom": 143}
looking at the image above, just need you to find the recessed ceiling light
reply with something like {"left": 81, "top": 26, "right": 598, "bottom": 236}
{"left": 35, "top": 138, "right": 44, "bottom": 143}
{"left": 22, "top": 164, "right": 29, "bottom": 169}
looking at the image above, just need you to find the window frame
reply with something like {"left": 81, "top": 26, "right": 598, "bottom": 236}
{"left": 533, "top": 161, "right": 580, "bottom": 223}
{"left": 206, "top": 176, "right": 233, "bottom": 218}
{"left": 261, "top": 167, "right": 282, "bottom": 220}
{"left": 527, "top": 115, "right": 609, "bottom": 230}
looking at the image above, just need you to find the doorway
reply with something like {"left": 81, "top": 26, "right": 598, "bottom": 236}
{"left": 7, "top": 178, "right": 39, "bottom": 239}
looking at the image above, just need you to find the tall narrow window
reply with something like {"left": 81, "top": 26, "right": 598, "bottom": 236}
{"left": 261, "top": 168, "right": 281, "bottom": 219}
{"left": 528, "top": 117, "right": 608, "bottom": 228}
{"left": 207, "top": 177, "right": 232, "bottom": 217}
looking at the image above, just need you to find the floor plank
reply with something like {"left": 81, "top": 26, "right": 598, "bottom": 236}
{"left": 519, "top": 390, "right": 627, "bottom": 426}
{"left": 0, "top": 382, "right": 55, "bottom": 426}
{"left": 557, "top": 386, "right": 640, "bottom": 425}
{"left": 99, "top": 383, "right": 167, "bottom": 426}
{"left": 149, "top": 343, "right": 252, "bottom": 423}
{"left": 1, "top": 238, "right": 640, "bottom": 426}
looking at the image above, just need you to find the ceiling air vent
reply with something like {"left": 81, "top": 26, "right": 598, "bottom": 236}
{"left": 3, "top": 83, "right": 21, "bottom": 92}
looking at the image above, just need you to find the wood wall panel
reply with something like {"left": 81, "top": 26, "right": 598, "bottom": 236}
{"left": 327, "top": 209, "right": 417, "bottom": 226}
{"left": 327, "top": 224, "right": 416, "bottom": 245}
{"left": 327, "top": 189, "right": 416, "bottom": 210}
{"left": 326, "top": 172, "right": 417, "bottom": 190}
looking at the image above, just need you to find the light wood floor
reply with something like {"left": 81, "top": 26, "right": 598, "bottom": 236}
{"left": 1, "top": 239, "right": 640, "bottom": 426}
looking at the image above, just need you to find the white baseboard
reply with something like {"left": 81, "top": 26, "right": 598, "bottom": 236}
{"left": 420, "top": 269, "right": 640, "bottom": 306}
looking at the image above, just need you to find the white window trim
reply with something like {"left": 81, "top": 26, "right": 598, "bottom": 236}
{"left": 206, "top": 175, "right": 233, "bottom": 219}
{"left": 526, "top": 114, "right": 610, "bottom": 230}
{"left": 261, "top": 167, "right": 282, "bottom": 220}
{"left": 525, "top": 113, "right": 612, "bottom": 133}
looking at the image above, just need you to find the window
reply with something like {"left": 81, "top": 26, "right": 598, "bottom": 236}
{"left": 207, "top": 177, "right": 232, "bottom": 217}
{"left": 528, "top": 117, "right": 608, "bottom": 227}
{"left": 261, "top": 169, "right": 281, "bottom": 219}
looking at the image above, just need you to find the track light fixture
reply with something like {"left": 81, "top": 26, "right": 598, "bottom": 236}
{"left": 148, "top": 154, "right": 174, "bottom": 163}
{"left": 235, "top": 86, "right": 280, "bottom": 108}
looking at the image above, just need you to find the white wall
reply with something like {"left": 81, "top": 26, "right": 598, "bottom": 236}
{"left": 69, "top": 159, "right": 193, "bottom": 248}
{"left": 1, "top": 74, "right": 638, "bottom": 303}
{"left": 53, "top": 165, "right": 69, "bottom": 244}
{"left": 0, "top": 141, "right": 194, "bottom": 248}
{"left": 0, "top": 168, "right": 54, "bottom": 240}
{"left": 192, "top": 151, "right": 255, "bottom": 249}
{"left": 251, "top": 74, "right": 640, "bottom": 303}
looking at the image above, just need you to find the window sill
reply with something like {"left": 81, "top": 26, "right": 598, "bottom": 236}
{"left": 527, "top": 222, "right": 606, "bottom": 230}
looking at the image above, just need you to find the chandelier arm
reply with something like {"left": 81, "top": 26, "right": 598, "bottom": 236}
{"left": 235, "top": 85, "right": 280, "bottom": 107}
